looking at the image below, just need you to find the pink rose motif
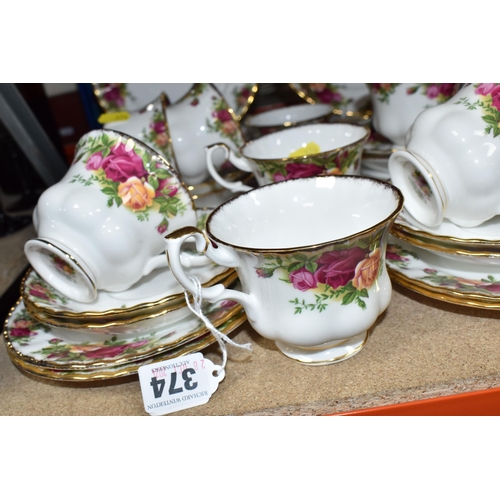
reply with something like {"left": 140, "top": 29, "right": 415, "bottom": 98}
{"left": 29, "top": 287, "right": 49, "bottom": 300}
{"left": 213, "top": 109, "right": 232, "bottom": 122}
{"left": 86, "top": 151, "right": 103, "bottom": 171}
{"left": 386, "top": 251, "right": 406, "bottom": 262}
{"left": 490, "top": 86, "right": 500, "bottom": 111}
{"left": 10, "top": 327, "right": 36, "bottom": 338}
{"left": 150, "top": 121, "right": 166, "bottom": 134}
{"left": 222, "top": 120, "right": 238, "bottom": 135}
{"left": 316, "top": 88, "right": 343, "bottom": 104}
{"left": 475, "top": 83, "right": 496, "bottom": 96}
{"left": 157, "top": 223, "right": 167, "bottom": 234}
{"left": 155, "top": 133, "right": 169, "bottom": 147}
{"left": 103, "top": 85, "right": 124, "bottom": 107}
{"left": 289, "top": 268, "right": 318, "bottom": 291}
{"left": 155, "top": 177, "right": 178, "bottom": 198}
{"left": 479, "top": 283, "right": 500, "bottom": 292}
{"left": 101, "top": 142, "right": 147, "bottom": 183}
{"left": 425, "top": 84, "right": 440, "bottom": 99}
{"left": 314, "top": 247, "right": 367, "bottom": 289}
{"left": 274, "top": 163, "right": 324, "bottom": 182}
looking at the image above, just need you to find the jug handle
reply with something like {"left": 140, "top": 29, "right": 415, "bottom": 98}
{"left": 205, "top": 143, "right": 253, "bottom": 193}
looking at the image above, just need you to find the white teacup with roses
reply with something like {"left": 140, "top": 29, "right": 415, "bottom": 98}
{"left": 370, "top": 83, "right": 461, "bottom": 147}
{"left": 165, "top": 176, "right": 403, "bottom": 365}
{"left": 205, "top": 122, "right": 370, "bottom": 193}
{"left": 388, "top": 83, "right": 500, "bottom": 228}
{"left": 25, "top": 129, "right": 197, "bottom": 303}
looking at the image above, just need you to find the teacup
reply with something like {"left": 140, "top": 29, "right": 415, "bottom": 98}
{"left": 165, "top": 176, "right": 404, "bottom": 365}
{"left": 242, "top": 103, "right": 333, "bottom": 140}
{"left": 25, "top": 129, "right": 197, "bottom": 303}
{"left": 370, "top": 83, "right": 460, "bottom": 147}
{"left": 388, "top": 83, "right": 500, "bottom": 228}
{"left": 205, "top": 122, "right": 370, "bottom": 193}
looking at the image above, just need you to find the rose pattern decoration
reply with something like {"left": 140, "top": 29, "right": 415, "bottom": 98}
{"left": 253, "top": 144, "right": 362, "bottom": 183}
{"left": 371, "top": 83, "right": 401, "bottom": 103}
{"left": 386, "top": 242, "right": 500, "bottom": 294}
{"left": 70, "top": 133, "right": 189, "bottom": 233}
{"left": 141, "top": 108, "right": 176, "bottom": 166}
{"left": 50, "top": 254, "right": 77, "bottom": 283}
{"left": 6, "top": 307, "right": 50, "bottom": 347}
{"left": 455, "top": 83, "right": 500, "bottom": 138}
{"left": 255, "top": 233, "right": 385, "bottom": 312}
{"left": 5, "top": 300, "right": 238, "bottom": 364}
{"left": 25, "top": 274, "right": 69, "bottom": 306}
{"left": 95, "top": 83, "right": 132, "bottom": 112}
{"left": 206, "top": 95, "right": 244, "bottom": 147}
{"left": 299, "top": 83, "right": 350, "bottom": 108}
{"left": 406, "top": 83, "right": 458, "bottom": 104}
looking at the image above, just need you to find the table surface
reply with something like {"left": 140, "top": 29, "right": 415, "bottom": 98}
{"left": 2, "top": 224, "right": 500, "bottom": 416}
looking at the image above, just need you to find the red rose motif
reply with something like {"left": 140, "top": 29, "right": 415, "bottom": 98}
{"left": 425, "top": 84, "right": 440, "bottom": 99}
{"left": 316, "top": 88, "right": 343, "bottom": 104}
{"left": 439, "top": 83, "right": 456, "bottom": 97}
{"left": 84, "top": 345, "right": 129, "bottom": 359}
{"left": 103, "top": 85, "right": 124, "bottom": 107}
{"left": 10, "top": 327, "right": 36, "bottom": 338}
{"left": 314, "top": 247, "right": 367, "bottom": 289}
{"left": 150, "top": 121, "right": 166, "bottom": 134}
{"left": 101, "top": 142, "right": 147, "bottom": 183}
{"left": 289, "top": 268, "right": 318, "bottom": 291}
{"left": 273, "top": 163, "right": 324, "bottom": 182}
{"left": 213, "top": 109, "right": 233, "bottom": 122}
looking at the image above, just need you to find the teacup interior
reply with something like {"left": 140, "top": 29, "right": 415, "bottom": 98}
{"left": 208, "top": 176, "right": 402, "bottom": 250}
{"left": 242, "top": 123, "right": 368, "bottom": 160}
{"left": 244, "top": 103, "right": 332, "bottom": 128}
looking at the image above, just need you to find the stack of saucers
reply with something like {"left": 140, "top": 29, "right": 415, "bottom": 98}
{"left": 361, "top": 130, "right": 399, "bottom": 181}
{"left": 3, "top": 259, "right": 245, "bottom": 382}
{"left": 386, "top": 208, "right": 500, "bottom": 310}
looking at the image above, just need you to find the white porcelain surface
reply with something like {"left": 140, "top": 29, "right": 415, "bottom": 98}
{"left": 206, "top": 122, "right": 370, "bottom": 193}
{"left": 244, "top": 103, "right": 333, "bottom": 129}
{"left": 388, "top": 83, "right": 500, "bottom": 228}
{"left": 24, "top": 129, "right": 196, "bottom": 303}
{"left": 165, "top": 176, "right": 403, "bottom": 364}
{"left": 93, "top": 83, "right": 193, "bottom": 112}
{"left": 165, "top": 83, "right": 246, "bottom": 186}
{"left": 370, "top": 83, "right": 459, "bottom": 147}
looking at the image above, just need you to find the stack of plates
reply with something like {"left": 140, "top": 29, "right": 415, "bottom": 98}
{"left": 361, "top": 132, "right": 398, "bottom": 181}
{"left": 3, "top": 210, "right": 247, "bottom": 382}
{"left": 387, "top": 209, "right": 500, "bottom": 309}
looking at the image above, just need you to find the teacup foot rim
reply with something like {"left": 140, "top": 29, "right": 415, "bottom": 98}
{"left": 275, "top": 330, "right": 369, "bottom": 366}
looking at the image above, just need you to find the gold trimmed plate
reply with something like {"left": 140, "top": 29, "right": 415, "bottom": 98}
{"left": 3, "top": 292, "right": 244, "bottom": 371}
{"left": 387, "top": 235, "right": 500, "bottom": 309}
{"left": 6, "top": 309, "right": 247, "bottom": 383}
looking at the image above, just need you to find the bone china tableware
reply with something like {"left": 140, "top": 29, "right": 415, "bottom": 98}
{"left": 388, "top": 83, "right": 500, "bottom": 228}
{"left": 24, "top": 129, "right": 197, "bottom": 303}
{"left": 242, "top": 103, "right": 333, "bottom": 140}
{"left": 205, "top": 122, "right": 370, "bottom": 193}
{"left": 386, "top": 235, "right": 500, "bottom": 310}
{"left": 370, "top": 83, "right": 460, "bottom": 148}
{"left": 165, "top": 176, "right": 404, "bottom": 365}
{"left": 289, "top": 83, "right": 371, "bottom": 121}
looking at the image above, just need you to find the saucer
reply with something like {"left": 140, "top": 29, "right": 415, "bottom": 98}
{"left": 22, "top": 261, "right": 235, "bottom": 327}
{"left": 4, "top": 292, "right": 244, "bottom": 370}
{"left": 6, "top": 309, "right": 247, "bottom": 382}
{"left": 386, "top": 235, "right": 500, "bottom": 309}
{"left": 393, "top": 209, "right": 500, "bottom": 251}
{"left": 288, "top": 83, "right": 371, "bottom": 121}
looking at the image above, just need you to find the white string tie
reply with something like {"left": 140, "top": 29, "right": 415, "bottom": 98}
{"left": 184, "top": 276, "right": 252, "bottom": 375}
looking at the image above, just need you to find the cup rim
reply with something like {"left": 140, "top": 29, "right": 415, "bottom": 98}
{"left": 243, "top": 103, "right": 333, "bottom": 128}
{"left": 240, "top": 122, "right": 371, "bottom": 163}
{"left": 205, "top": 175, "right": 404, "bottom": 254}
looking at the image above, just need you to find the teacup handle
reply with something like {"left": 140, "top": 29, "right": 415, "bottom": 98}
{"left": 205, "top": 143, "right": 254, "bottom": 193}
{"left": 165, "top": 227, "right": 257, "bottom": 312}
{"left": 143, "top": 251, "right": 211, "bottom": 276}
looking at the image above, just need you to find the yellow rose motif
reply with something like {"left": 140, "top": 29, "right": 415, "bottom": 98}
{"left": 118, "top": 176, "right": 155, "bottom": 212}
{"left": 352, "top": 247, "right": 381, "bottom": 290}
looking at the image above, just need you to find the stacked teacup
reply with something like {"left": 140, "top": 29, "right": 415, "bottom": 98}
{"left": 11, "top": 129, "right": 243, "bottom": 379}
{"left": 387, "top": 83, "right": 500, "bottom": 281}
